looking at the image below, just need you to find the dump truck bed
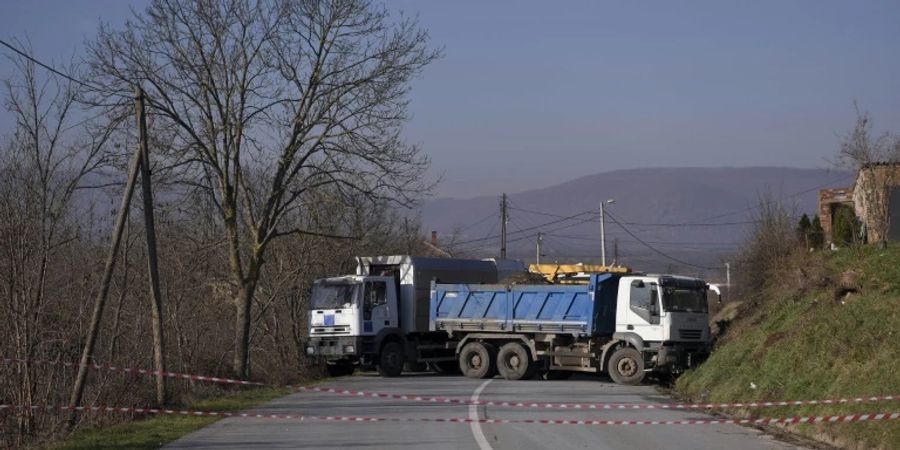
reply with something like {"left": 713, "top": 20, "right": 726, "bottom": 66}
{"left": 430, "top": 274, "right": 619, "bottom": 337}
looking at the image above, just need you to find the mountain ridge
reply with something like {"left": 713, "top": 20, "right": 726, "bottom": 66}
{"left": 418, "top": 166, "right": 853, "bottom": 276}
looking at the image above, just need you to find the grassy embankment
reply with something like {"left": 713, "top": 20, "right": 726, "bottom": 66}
{"left": 48, "top": 386, "right": 294, "bottom": 450}
{"left": 677, "top": 244, "right": 900, "bottom": 449}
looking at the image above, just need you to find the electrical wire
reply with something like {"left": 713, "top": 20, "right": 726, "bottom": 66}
{"left": 452, "top": 209, "right": 596, "bottom": 246}
{"left": 604, "top": 210, "right": 717, "bottom": 270}
{"left": 456, "top": 211, "right": 497, "bottom": 234}
{"left": 0, "top": 38, "right": 110, "bottom": 93}
{"left": 509, "top": 205, "right": 756, "bottom": 227}
{"left": 695, "top": 173, "right": 856, "bottom": 223}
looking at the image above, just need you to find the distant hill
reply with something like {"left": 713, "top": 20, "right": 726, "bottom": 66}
{"left": 418, "top": 167, "right": 853, "bottom": 278}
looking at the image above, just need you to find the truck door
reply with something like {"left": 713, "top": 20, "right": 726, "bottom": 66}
{"left": 625, "top": 278, "right": 665, "bottom": 342}
{"left": 361, "top": 279, "right": 397, "bottom": 335}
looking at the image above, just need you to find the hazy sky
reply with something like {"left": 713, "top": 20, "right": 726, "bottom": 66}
{"left": 2, "top": 1, "right": 899, "bottom": 198}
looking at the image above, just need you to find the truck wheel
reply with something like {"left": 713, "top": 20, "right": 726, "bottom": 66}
{"left": 607, "top": 347, "right": 645, "bottom": 385}
{"left": 459, "top": 342, "right": 496, "bottom": 379}
{"left": 377, "top": 342, "right": 405, "bottom": 377}
{"left": 325, "top": 362, "right": 355, "bottom": 377}
{"left": 496, "top": 342, "right": 535, "bottom": 381}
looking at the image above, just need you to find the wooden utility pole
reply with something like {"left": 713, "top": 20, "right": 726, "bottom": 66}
{"left": 500, "top": 193, "right": 508, "bottom": 259}
{"left": 136, "top": 86, "right": 168, "bottom": 406}
{"left": 613, "top": 237, "right": 619, "bottom": 265}
{"left": 67, "top": 135, "right": 144, "bottom": 429}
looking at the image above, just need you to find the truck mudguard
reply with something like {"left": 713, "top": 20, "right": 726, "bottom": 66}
{"left": 612, "top": 332, "right": 645, "bottom": 351}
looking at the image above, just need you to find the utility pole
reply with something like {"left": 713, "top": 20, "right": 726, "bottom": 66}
{"left": 536, "top": 232, "right": 543, "bottom": 265}
{"left": 136, "top": 86, "right": 167, "bottom": 406}
{"left": 613, "top": 238, "right": 619, "bottom": 265}
{"left": 725, "top": 262, "right": 731, "bottom": 287}
{"left": 68, "top": 134, "right": 144, "bottom": 429}
{"left": 599, "top": 199, "right": 615, "bottom": 267}
{"left": 500, "top": 193, "right": 508, "bottom": 259}
{"left": 600, "top": 202, "right": 606, "bottom": 266}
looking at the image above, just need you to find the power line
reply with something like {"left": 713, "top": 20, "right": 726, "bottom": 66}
{"left": 546, "top": 233, "right": 741, "bottom": 247}
{"left": 695, "top": 173, "right": 855, "bottom": 223}
{"left": 453, "top": 209, "right": 596, "bottom": 246}
{"left": 0, "top": 38, "right": 101, "bottom": 91}
{"left": 604, "top": 210, "right": 717, "bottom": 270}
{"left": 509, "top": 205, "right": 756, "bottom": 227}
{"left": 619, "top": 219, "right": 756, "bottom": 227}
{"left": 456, "top": 211, "right": 496, "bottom": 233}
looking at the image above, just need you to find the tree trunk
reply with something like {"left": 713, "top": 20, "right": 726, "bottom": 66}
{"left": 233, "top": 267, "right": 259, "bottom": 379}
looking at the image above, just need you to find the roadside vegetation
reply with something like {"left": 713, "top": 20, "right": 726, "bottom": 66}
{"left": 678, "top": 244, "right": 899, "bottom": 449}
{"left": 48, "top": 387, "right": 292, "bottom": 450}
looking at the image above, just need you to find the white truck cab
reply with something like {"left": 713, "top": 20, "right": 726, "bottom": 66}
{"left": 309, "top": 276, "right": 399, "bottom": 337}
{"left": 616, "top": 275, "right": 712, "bottom": 343}
{"left": 307, "top": 276, "right": 400, "bottom": 374}
{"left": 608, "top": 275, "right": 716, "bottom": 381}
{"left": 305, "top": 256, "right": 501, "bottom": 377}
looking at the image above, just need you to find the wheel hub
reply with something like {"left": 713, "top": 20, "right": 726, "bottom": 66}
{"left": 471, "top": 354, "right": 482, "bottom": 368}
{"left": 617, "top": 357, "right": 637, "bottom": 377}
{"left": 509, "top": 355, "right": 521, "bottom": 368}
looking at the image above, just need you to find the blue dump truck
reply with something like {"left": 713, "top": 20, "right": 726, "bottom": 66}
{"left": 430, "top": 273, "right": 717, "bottom": 385}
{"left": 306, "top": 255, "right": 716, "bottom": 385}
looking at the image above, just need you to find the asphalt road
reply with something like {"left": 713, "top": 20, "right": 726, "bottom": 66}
{"left": 166, "top": 372, "right": 805, "bottom": 450}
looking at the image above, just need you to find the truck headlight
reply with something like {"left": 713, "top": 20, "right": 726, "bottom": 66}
{"left": 306, "top": 346, "right": 316, "bottom": 355}
{"left": 343, "top": 345, "right": 355, "bottom": 354}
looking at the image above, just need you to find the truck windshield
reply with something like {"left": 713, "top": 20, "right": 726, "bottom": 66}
{"left": 662, "top": 287, "right": 708, "bottom": 313}
{"left": 310, "top": 283, "right": 360, "bottom": 310}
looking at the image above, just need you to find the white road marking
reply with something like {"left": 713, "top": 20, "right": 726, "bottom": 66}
{"left": 469, "top": 379, "right": 494, "bottom": 450}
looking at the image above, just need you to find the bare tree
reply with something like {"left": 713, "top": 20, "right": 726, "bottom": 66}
{"left": 86, "top": 0, "right": 439, "bottom": 377}
{"left": 736, "top": 191, "right": 798, "bottom": 296}
{"left": 838, "top": 104, "right": 900, "bottom": 246}
{"left": 0, "top": 41, "right": 112, "bottom": 441}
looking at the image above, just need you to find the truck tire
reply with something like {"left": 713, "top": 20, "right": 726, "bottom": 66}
{"left": 459, "top": 342, "right": 496, "bottom": 379}
{"left": 325, "top": 362, "right": 355, "bottom": 377}
{"left": 607, "top": 347, "right": 645, "bottom": 385}
{"left": 496, "top": 342, "right": 535, "bottom": 381}
{"left": 377, "top": 341, "right": 405, "bottom": 377}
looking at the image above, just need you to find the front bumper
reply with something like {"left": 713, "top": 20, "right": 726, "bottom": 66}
{"left": 306, "top": 336, "right": 362, "bottom": 362}
{"left": 654, "top": 343, "right": 710, "bottom": 372}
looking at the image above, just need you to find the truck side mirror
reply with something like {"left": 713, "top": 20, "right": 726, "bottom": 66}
{"left": 708, "top": 284, "right": 722, "bottom": 304}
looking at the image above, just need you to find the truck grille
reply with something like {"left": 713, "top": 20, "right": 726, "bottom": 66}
{"left": 679, "top": 329, "right": 703, "bottom": 340}
{"left": 311, "top": 325, "right": 350, "bottom": 335}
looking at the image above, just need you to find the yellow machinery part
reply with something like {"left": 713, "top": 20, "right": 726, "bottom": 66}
{"left": 529, "top": 263, "right": 630, "bottom": 284}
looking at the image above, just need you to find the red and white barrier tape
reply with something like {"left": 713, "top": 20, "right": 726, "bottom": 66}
{"left": 292, "top": 386, "right": 898, "bottom": 411}
{"left": 1, "top": 357, "right": 264, "bottom": 386}
{"left": 1, "top": 405, "right": 897, "bottom": 426}
{"left": 4, "top": 357, "right": 898, "bottom": 411}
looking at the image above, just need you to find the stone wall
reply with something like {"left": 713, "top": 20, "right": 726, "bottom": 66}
{"left": 853, "top": 163, "right": 900, "bottom": 243}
